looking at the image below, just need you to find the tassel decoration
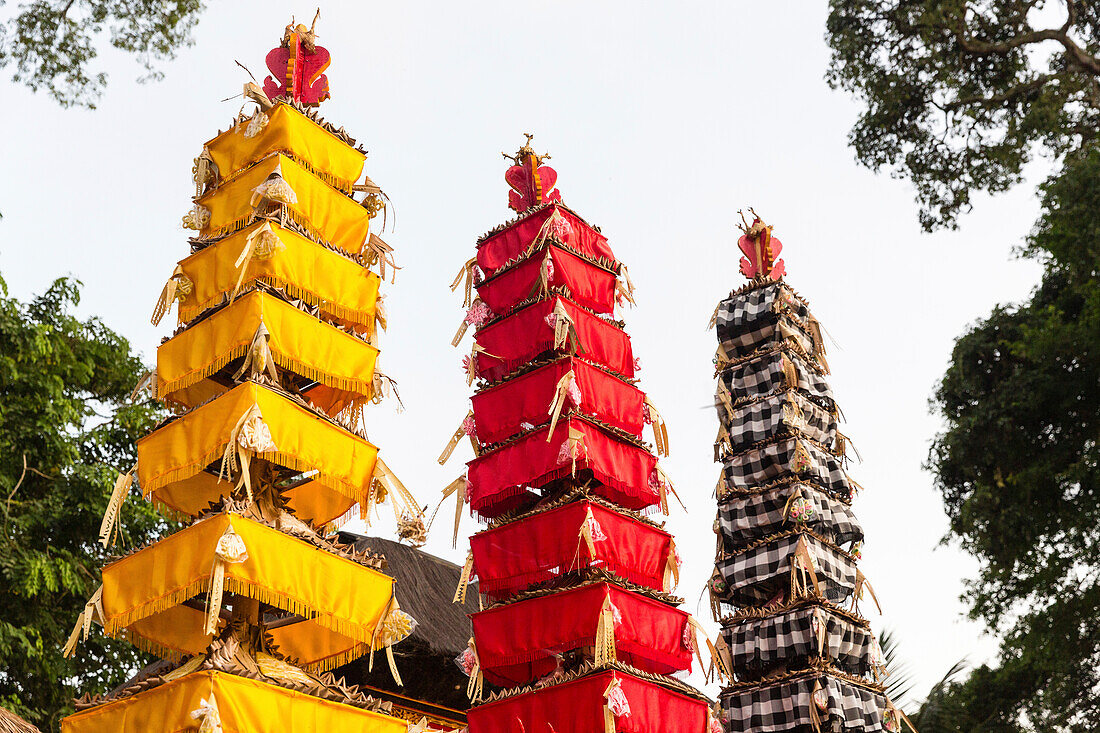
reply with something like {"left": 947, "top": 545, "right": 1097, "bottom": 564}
{"left": 594, "top": 594, "right": 619, "bottom": 667}
{"left": 250, "top": 174, "right": 298, "bottom": 208}
{"left": 62, "top": 585, "right": 103, "bottom": 657}
{"left": 454, "top": 551, "right": 474, "bottom": 604}
{"left": 181, "top": 204, "right": 210, "bottom": 231}
{"left": 362, "top": 233, "right": 399, "bottom": 282}
{"left": 663, "top": 539, "right": 680, "bottom": 591}
{"left": 450, "top": 257, "right": 478, "bottom": 308}
{"left": 439, "top": 410, "right": 476, "bottom": 464}
{"left": 98, "top": 467, "right": 134, "bottom": 548}
{"left": 151, "top": 266, "right": 193, "bottom": 326}
{"left": 548, "top": 299, "right": 580, "bottom": 352}
{"left": 790, "top": 536, "right": 822, "bottom": 599}
{"left": 643, "top": 396, "right": 670, "bottom": 456}
{"left": 546, "top": 370, "right": 578, "bottom": 440}
{"left": 232, "top": 322, "right": 279, "bottom": 383}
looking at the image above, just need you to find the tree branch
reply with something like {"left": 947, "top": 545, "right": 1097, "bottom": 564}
{"left": 955, "top": 23, "right": 1100, "bottom": 77}
{"left": 945, "top": 73, "right": 1061, "bottom": 111}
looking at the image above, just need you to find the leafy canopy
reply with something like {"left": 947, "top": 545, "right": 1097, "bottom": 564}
{"left": 926, "top": 147, "right": 1100, "bottom": 730}
{"left": 0, "top": 275, "right": 166, "bottom": 731}
{"left": 826, "top": 0, "right": 1100, "bottom": 230}
{"left": 0, "top": 0, "right": 205, "bottom": 108}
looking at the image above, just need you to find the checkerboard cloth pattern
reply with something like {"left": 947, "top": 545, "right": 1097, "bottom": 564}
{"left": 721, "top": 436, "right": 853, "bottom": 498}
{"left": 721, "top": 604, "right": 876, "bottom": 677}
{"left": 717, "top": 390, "right": 838, "bottom": 456}
{"left": 717, "top": 348, "right": 835, "bottom": 410}
{"left": 716, "top": 531, "right": 859, "bottom": 607}
{"left": 717, "top": 483, "right": 863, "bottom": 550}
{"left": 715, "top": 282, "right": 817, "bottom": 361}
{"left": 721, "top": 673, "right": 886, "bottom": 733}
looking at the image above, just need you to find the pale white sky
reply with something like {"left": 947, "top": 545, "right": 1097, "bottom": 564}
{"left": 0, "top": 0, "right": 1046, "bottom": 703}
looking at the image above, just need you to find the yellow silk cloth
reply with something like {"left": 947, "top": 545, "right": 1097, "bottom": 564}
{"left": 198, "top": 153, "right": 371, "bottom": 255}
{"left": 177, "top": 221, "right": 380, "bottom": 329}
{"left": 61, "top": 670, "right": 408, "bottom": 733}
{"left": 157, "top": 290, "right": 378, "bottom": 415}
{"left": 100, "top": 513, "right": 394, "bottom": 668}
{"left": 119, "top": 594, "right": 372, "bottom": 671}
{"left": 137, "top": 382, "right": 378, "bottom": 524}
{"left": 205, "top": 103, "right": 366, "bottom": 190}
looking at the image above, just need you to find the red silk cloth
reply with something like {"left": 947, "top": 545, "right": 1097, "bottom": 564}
{"left": 467, "top": 670, "right": 709, "bottom": 733}
{"left": 470, "top": 500, "right": 673, "bottom": 600}
{"left": 477, "top": 244, "right": 618, "bottom": 316}
{"left": 466, "top": 417, "right": 659, "bottom": 518}
{"left": 471, "top": 357, "right": 645, "bottom": 446}
{"left": 477, "top": 204, "right": 615, "bottom": 276}
{"left": 474, "top": 298, "right": 634, "bottom": 383}
{"left": 472, "top": 582, "right": 692, "bottom": 686}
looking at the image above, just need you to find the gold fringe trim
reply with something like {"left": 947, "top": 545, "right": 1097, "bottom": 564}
{"left": 181, "top": 275, "right": 377, "bottom": 328}
{"left": 159, "top": 343, "right": 375, "bottom": 401}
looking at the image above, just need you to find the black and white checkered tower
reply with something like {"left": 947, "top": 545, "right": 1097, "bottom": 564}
{"left": 708, "top": 214, "right": 908, "bottom": 733}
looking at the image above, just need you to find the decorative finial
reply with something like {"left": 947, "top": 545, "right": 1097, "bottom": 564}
{"left": 736, "top": 209, "right": 786, "bottom": 281}
{"left": 502, "top": 133, "right": 562, "bottom": 213}
{"left": 263, "top": 10, "right": 331, "bottom": 106}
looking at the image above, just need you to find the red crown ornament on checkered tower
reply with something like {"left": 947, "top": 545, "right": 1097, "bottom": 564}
{"left": 503, "top": 134, "right": 563, "bottom": 213}
{"left": 737, "top": 208, "right": 786, "bottom": 281}
{"left": 263, "top": 11, "right": 331, "bottom": 106}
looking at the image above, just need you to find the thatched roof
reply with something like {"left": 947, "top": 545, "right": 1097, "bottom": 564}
{"left": 333, "top": 533, "right": 478, "bottom": 714}
{"left": 0, "top": 707, "right": 41, "bottom": 733}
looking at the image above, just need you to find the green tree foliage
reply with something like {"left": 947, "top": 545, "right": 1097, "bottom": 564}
{"left": 0, "top": 275, "right": 166, "bottom": 730}
{"left": 0, "top": 0, "right": 205, "bottom": 108}
{"left": 926, "top": 148, "right": 1100, "bottom": 730}
{"left": 825, "top": 0, "right": 1100, "bottom": 230}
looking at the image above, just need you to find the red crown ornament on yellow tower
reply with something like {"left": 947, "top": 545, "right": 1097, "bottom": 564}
{"left": 737, "top": 208, "right": 786, "bottom": 281}
{"left": 263, "top": 11, "right": 331, "bottom": 106}
{"left": 503, "top": 134, "right": 563, "bottom": 212}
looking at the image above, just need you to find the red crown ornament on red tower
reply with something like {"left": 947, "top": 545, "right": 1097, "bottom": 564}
{"left": 503, "top": 134, "right": 563, "bottom": 212}
{"left": 263, "top": 11, "right": 331, "bottom": 106}
{"left": 737, "top": 208, "right": 786, "bottom": 281}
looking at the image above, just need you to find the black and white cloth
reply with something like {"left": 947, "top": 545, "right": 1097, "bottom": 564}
{"left": 721, "top": 604, "right": 876, "bottom": 678}
{"left": 721, "top": 672, "right": 886, "bottom": 733}
{"left": 717, "top": 348, "right": 835, "bottom": 411}
{"left": 715, "top": 282, "right": 818, "bottom": 361}
{"left": 717, "top": 390, "right": 838, "bottom": 456}
{"left": 715, "top": 530, "right": 859, "bottom": 607}
{"left": 718, "top": 482, "right": 863, "bottom": 551}
{"left": 721, "top": 435, "right": 853, "bottom": 498}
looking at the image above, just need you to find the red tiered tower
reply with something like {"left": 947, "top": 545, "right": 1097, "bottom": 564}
{"left": 441, "top": 136, "right": 716, "bottom": 733}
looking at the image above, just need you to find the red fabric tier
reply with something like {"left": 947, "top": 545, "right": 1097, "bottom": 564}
{"left": 471, "top": 357, "right": 645, "bottom": 446}
{"left": 467, "top": 669, "right": 709, "bottom": 733}
{"left": 477, "top": 243, "right": 619, "bottom": 316}
{"left": 472, "top": 582, "right": 693, "bottom": 686}
{"left": 474, "top": 298, "right": 634, "bottom": 383}
{"left": 466, "top": 417, "right": 659, "bottom": 518}
{"left": 477, "top": 204, "right": 615, "bottom": 276}
{"left": 470, "top": 500, "right": 674, "bottom": 600}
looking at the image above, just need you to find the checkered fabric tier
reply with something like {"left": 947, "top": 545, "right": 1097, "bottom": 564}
{"left": 715, "top": 530, "right": 858, "bottom": 608}
{"left": 720, "top": 603, "right": 877, "bottom": 679}
{"left": 715, "top": 281, "right": 820, "bottom": 364}
{"left": 717, "top": 482, "right": 863, "bottom": 551}
{"left": 720, "top": 671, "right": 887, "bottom": 733}
{"left": 717, "top": 348, "right": 835, "bottom": 412}
{"left": 716, "top": 390, "right": 838, "bottom": 458}
{"left": 720, "top": 435, "right": 853, "bottom": 499}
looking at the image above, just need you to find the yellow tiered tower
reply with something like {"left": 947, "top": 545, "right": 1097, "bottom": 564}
{"left": 60, "top": 21, "right": 427, "bottom": 732}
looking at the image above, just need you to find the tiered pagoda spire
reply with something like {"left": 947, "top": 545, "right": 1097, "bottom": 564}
{"left": 60, "top": 22, "right": 433, "bottom": 732}
{"left": 709, "top": 215, "right": 912, "bottom": 733}
{"left": 441, "top": 136, "right": 718, "bottom": 733}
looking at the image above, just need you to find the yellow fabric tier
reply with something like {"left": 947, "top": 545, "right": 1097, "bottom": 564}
{"left": 100, "top": 512, "right": 395, "bottom": 669}
{"left": 61, "top": 670, "right": 408, "bottom": 733}
{"left": 157, "top": 289, "right": 377, "bottom": 416}
{"left": 121, "top": 600, "right": 375, "bottom": 673}
{"left": 177, "top": 221, "right": 380, "bottom": 329}
{"left": 137, "top": 382, "right": 378, "bottom": 524}
{"left": 205, "top": 103, "right": 366, "bottom": 191}
{"left": 197, "top": 153, "right": 371, "bottom": 255}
